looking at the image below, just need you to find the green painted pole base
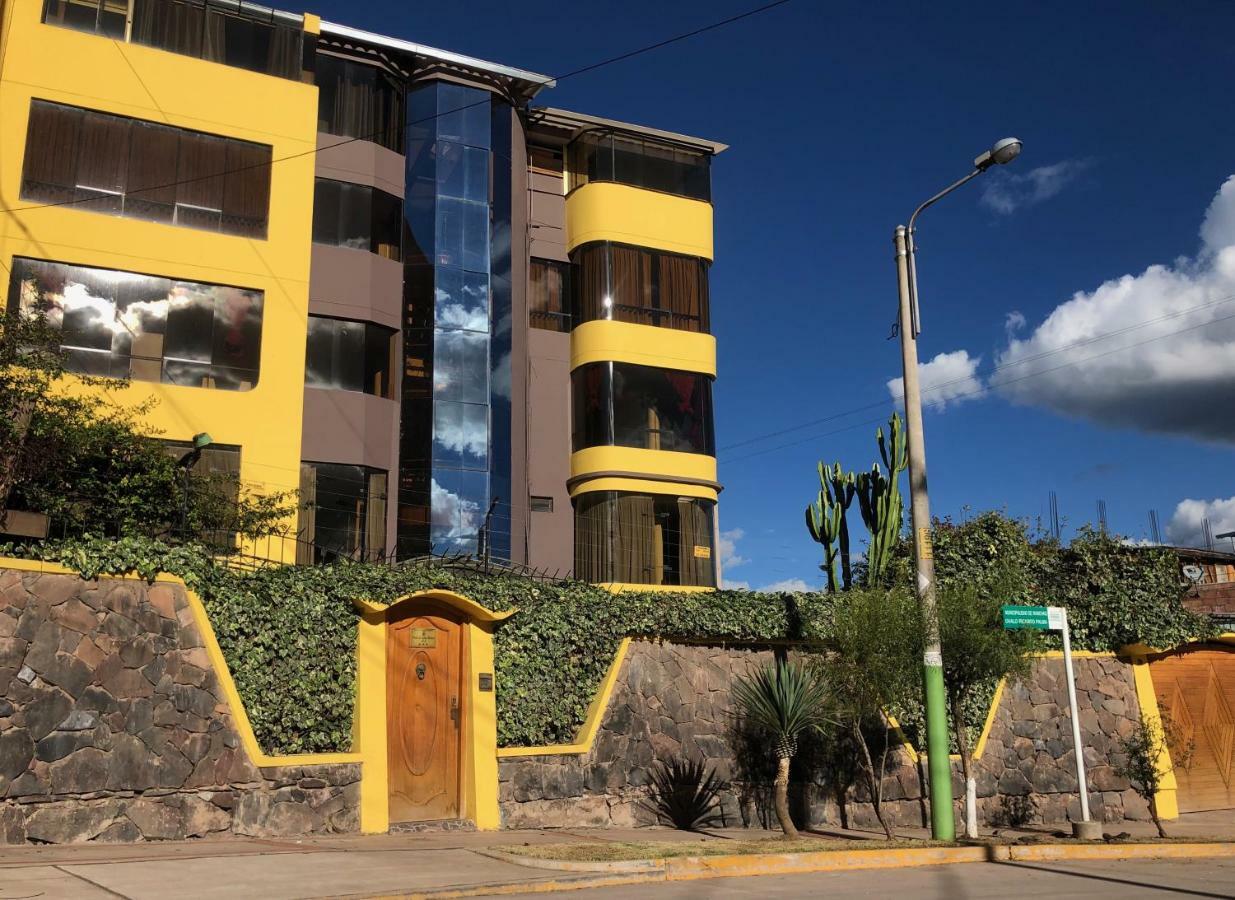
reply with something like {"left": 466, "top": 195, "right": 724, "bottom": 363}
{"left": 923, "top": 661, "right": 955, "bottom": 841}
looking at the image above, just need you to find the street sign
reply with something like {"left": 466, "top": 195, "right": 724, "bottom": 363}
{"left": 1002, "top": 605, "right": 1050, "bottom": 630}
{"left": 1002, "top": 605, "right": 1066, "bottom": 631}
{"left": 1001, "top": 602, "right": 1094, "bottom": 830}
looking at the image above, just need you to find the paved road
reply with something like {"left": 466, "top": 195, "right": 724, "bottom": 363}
{"left": 531, "top": 858, "right": 1235, "bottom": 899}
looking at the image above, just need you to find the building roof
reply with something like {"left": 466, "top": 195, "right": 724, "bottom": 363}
{"left": 529, "top": 107, "right": 728, "bottom": 155}
{"left": 318, "top": 21, "right": 555, "bottom": 100}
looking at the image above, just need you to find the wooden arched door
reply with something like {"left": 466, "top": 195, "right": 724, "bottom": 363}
{"left": 386, "top": 603, "right": 465, "bottom": 822}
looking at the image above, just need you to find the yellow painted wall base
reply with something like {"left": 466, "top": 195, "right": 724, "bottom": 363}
{"left": 1130, "top": 657, "right": 1180, "bottom": 820}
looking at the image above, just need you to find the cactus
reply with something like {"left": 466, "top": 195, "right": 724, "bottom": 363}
{"left": 856, "top": 413, "right": 908, "bottom": 585}
{"left": 805, "top": 462, "right": 856, "bottom": 592}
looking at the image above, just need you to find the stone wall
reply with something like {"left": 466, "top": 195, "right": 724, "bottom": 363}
{"left": 498, "top": 641, "right": 1150, "bottom": 830}
{"left": 0, "top": 570, "right": 359, "bottom": 844}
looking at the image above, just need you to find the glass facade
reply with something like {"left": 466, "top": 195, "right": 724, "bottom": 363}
{"left": 8, "top": 257, "right": 263, "bottom": 390}
{"left": 42, "top": 0, "right": 308, "bottom": 81}
{"left": 297, "top": 461, "right": 388, "bottom": 564}
{"left": 22, "top": 100, "right": 272, "bottom": 238}
{"left": 304, "top": 315, "right": 396, "bottom": 398}
{"left": 399, "top": 82, "right": 512, "bottom": 559}
{"left": 572, "top": 362, "right": 715, "bottom": 455}
{"left": 574, "top": 491, "right": 716, "bottom": 586}
{"left": 567, "top": 130, "right": 710, "bottom": 201}
{"left": 311, "top": 178, "right": 403, "bottom": 259}
{"left": 315, "top": 54, "right": 404, "bottom": 152}
{"left": 572, "top": 241, "right": 709, "bottom": 333}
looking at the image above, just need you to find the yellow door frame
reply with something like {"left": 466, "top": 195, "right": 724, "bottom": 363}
{"left": 352, "top": 592, "right": 512, "bottom": 832}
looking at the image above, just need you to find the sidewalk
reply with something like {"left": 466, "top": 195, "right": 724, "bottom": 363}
{"left": 2, "top": 813, "right": 1231, "bottom": 900}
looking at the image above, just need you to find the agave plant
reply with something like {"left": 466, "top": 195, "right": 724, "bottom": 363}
{"left": 644, "top": 758, "right": 727, "bottom": 831}
{"left": 731, "top": 660, "right": 831, "bottom": 838}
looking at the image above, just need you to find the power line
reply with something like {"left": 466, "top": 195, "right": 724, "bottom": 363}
{"left": 3, "top": 0, "right": 794, "bottom": 218}
{"left": 721, "top": 306, "right": 1235, "bottom": 464}
{"left": 719, "top": 291, "right": 1235, "bottom": 452}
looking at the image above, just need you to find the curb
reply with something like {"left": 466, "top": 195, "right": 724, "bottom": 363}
{"left": 348, "top": 841, "right": 1235, "bottom": 899}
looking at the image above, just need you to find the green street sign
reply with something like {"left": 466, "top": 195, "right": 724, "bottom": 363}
{"left": 1002, "top": 605, "right": 1051, "bottom": 630}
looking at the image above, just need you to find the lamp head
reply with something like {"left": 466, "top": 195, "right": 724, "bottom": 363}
{"left": 191, "top": 432, "right": 213, "bottom": 450}
{"left": 974, "top": 137, "right": 1023, "bottom": 171}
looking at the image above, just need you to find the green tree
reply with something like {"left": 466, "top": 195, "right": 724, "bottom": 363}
{"left": 820, "top": 587, "right": 921, "bottom": 838}
{"left": 731, "top": 660, "right": 831, "bottom": 838}
{"left": 1113, "top": 711, "right": 1192, "bottom": 838}
{"left": 0, "top": 309, "right": 292, "bottom": 543}
{"left": 935, "top": 576, "right": 1042, "bottom": 838}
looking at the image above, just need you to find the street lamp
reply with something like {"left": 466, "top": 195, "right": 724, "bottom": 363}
{"left": 176, "top": 432, "right": 213, "bottom": 537}
{"left": 893, "top": 137, "right": 1022, "bottom": 842}
{"left": 1217, "top": 530, "right": 1235, "bottom": 553}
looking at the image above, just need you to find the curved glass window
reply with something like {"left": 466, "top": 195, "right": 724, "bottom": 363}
{"left": 312, "top": 179, "right": 402, "bottom": 260}
{"left": 574, "top": 491, "right": 716, "bottom": 587}
{"left": 304, "top": 315, "right": 396, "bottom": 398}
{"left": 8, "top": 257, "right": 263, "bottom": 390}
{"left": 22, "top": 100, "right": 272, "bottom": 238}
{"left": 567, "top": 130, "right": 710, "bottom": 201}
{"left": 315, "top": 54, "right": 404, "bottom": 152}
{"left": 572, "top": 362, "right": 714, "bottom": 455}
{"left": 572, "top": 241, "right": 709, "bottom": 333}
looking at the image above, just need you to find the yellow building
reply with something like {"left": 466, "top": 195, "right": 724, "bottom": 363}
{"left": 0, "top": 0, "right": 726, "bottom": 586}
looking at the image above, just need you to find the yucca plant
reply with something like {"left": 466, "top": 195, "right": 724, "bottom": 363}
{"left": 644, "top": 758, "right": 727, "bottom": 831}
{"left": 731, "top": 660, "right": 831, "bottom": 838}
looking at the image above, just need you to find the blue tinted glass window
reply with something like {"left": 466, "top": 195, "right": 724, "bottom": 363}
{"left": 436, "top": 83, "right": 490, "bottom": 150}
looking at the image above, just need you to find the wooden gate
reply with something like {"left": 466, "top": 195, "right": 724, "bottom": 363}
{"left": 1150, "top": 645, "right": 1235, "bottom": 812}
{"left": 386, "top": 603, "right": 464, "bottom": 823}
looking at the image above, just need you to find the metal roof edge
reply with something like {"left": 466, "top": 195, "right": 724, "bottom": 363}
{"left": 319, "top": 21, "right": 556, "bottom": 94}
{"left": 530, "top": 107, "right": 727, "bottom": 154}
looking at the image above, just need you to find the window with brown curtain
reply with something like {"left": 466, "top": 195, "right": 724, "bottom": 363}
{"left": 21, "top": 100, "right": 272, "bottom": 238}
{"left": 297, "top": 462, "right": 388, "bottom": 564}
{"left": 573, "top": 491, "right": 716, "bottom": 587}
{"left": 567, "top": 130, "right": 711, "bottom": 202}
{"left": 571, "top": 362, "right": 715, "bottom": 455}
{"left": 315, "top": 53, "right": 405, "bottom": 153}
{"left": 570, "top": 241, "right": 709, "bottom": 333}
{"left": 529, "top": 259, "right": 570, "bottom": 332}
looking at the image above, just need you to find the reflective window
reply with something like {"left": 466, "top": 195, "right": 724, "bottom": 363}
{"left": 41, "top": 0, "right": 127, "bottom": 37}
{"left": 161, "top": 439, "right": 241, "bottom": 548}
{"left": 22, "top": 100, "right": 271, "bottom": 238}
{"left": 530, "top": 259, "right": 570, "bottom": 332}
{"left": 312, "top": 179, "right": 402, "bottom": 260}
{"left": 572, "top": 362, "right": 714, "bottom": 455}
{"left": 567, "top": 130, "right": 710, "bottom": 201}
{"left": 298, "top": 462, "right": 387, "bottom": 564}
{"left": 8, "top": 257, "right": 263, "bottom": 390}
{"left": 572, "top": 242, "right": 709, "bottom": 333}
{"left": 315, "top": 54, "right": 404, "bottom": 152}
{"left": 574, "top": 491, "right": 716, "bottom": 587}
{"left": 304, "top": 316, "right": 396, "bottom": 398}
{"left": 43, "top": 0, "right": 307, "bottom": 81}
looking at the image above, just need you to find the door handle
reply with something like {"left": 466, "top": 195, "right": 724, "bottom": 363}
{"left": 450, "top": 696, "right": 460, "bottom": 727}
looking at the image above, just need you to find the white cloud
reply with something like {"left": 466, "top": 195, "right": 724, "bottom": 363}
{"left": 993, "top": 175, "right": 1235, "bottom": 444}
{"left": 430, "top": 478, "right": 481, "bottom": 540}
{"left": 1166, "top": 496, "right": 1235, "bottom": 548}
{"left": 718, "top": 528, "right": 748, "bottom": 570}
{"left": 723, "top": 579, "right": 751, "bottom": 590}
{"left": 887, "top": 350, "right": 985, "bottom": 410}
{"left": 1005, "top": 310, "right": 1027, "bottom": 339}
{"left": 758, "top": 578, "right": 811, "bottom": 593}
{"left": 980, "top": 159, "right": 1092, "bottom": 215}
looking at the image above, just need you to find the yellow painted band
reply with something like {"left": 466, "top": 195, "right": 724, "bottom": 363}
{"left": 571, "top": 446, "right": 717, "bottom": 484}
{"left": 498, "top": 639, "right": 631, "bottom": 758}
{"left": 971, "top": 676, "right": 1006, "bottom": 760}
{"left": 565, "top": 182, "right": 713, "bottom": 260}
{"left": 599, "top": 583, "right": 716, "bottom": 594}
{"left": 569, "top": 477, "right": 718, "bottom": 502}
{"left": 302, "top": 12, "right": 321, "bottom": 34}
{"left": 570, "top": 320, "right": 716, "bottom": 377}
{"left": 1130, "top": 658, "right": 1179, "bottom": 820}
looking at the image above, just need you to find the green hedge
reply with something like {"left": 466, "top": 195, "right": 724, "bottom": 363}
{"left": 4, "top": 526, "right": 1213, "bottom": 755}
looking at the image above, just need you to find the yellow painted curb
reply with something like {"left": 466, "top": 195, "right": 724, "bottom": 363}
{"left": 1007, "top": 841, "right": 1235, "bottom": 862}
{"left": 660, "top": 845, "right": 988, "bottom": 878}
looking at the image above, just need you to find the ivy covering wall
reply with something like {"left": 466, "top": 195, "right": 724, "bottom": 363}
{"left": 3, "top": 525, "right": 1213, "bottom": 755}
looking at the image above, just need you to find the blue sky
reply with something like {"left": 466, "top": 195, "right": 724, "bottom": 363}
{"left": 318, "top": 0, "right": 1235, "bottom": 589}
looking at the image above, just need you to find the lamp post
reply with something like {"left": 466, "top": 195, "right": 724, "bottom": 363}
{"left": 893, "top": 137, "right": 1022, "bottom": 842}
{"left": 1217, "top": 530, "right": 1235, "bottom": 554}
{"left": 176, "top": 432, "right": 213, "bottom": 538}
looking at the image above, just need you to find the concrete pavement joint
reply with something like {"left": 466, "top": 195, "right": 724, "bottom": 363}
{"left": 53, "top": 864, "right": 133, "bottom": 899}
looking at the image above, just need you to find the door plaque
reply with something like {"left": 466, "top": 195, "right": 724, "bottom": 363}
{"left": 410, "top": 627, "right": 437, "bottom": 648}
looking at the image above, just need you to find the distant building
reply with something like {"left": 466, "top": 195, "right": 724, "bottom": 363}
{"left": 1, "top": 0, "right": 723, "bottom": 588}
{"left": 1174, "top": 546, "right": 1235, "bottom": 620}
